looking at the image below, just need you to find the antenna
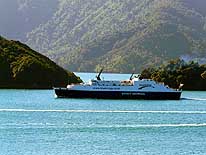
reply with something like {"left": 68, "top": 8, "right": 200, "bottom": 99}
{"left": 96, "top": 68, "right": 104, "bottom": 80}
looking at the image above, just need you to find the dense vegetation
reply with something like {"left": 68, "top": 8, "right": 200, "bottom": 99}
{"left": 140, "top": 59, "right": 206, "bottom": 90}
{"left": 26, "top": 0, "right": 206, "bottom": 73}
{"left": 1, "top": 0, "right": 206, "bottom": 73}
{"left": 0, "top": 36, "right": 81, "bottom": 89}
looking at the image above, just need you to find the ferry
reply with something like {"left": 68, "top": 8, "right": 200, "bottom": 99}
{"left": 54, "top": 69, "right": 183, "bottom": 100}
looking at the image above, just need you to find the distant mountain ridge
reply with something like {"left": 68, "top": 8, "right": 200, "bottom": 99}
{"left": 0, "top": 0, "right": 58, "bottom": 41}
{"left": 1, "top": 0, "right": 206, "bottom": 73}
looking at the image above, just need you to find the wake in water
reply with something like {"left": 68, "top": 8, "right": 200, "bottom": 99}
{"left": 1, "top": 109, "right": 206, "bottom": 114}
{"left": 96, "top": 124, "right": 206, "bottom": 128}
{"left": 1, "top": 122, "right": 206, "bottom": 129}
{"left": 181, "top": 97, "right": 206, "bottom": 101}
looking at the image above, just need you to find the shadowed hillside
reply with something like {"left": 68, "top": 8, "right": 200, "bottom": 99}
{"left": 0, "top": 35, "right": 81, "bottom": 89}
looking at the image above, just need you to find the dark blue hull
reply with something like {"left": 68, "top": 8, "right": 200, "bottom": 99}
{"left": 54, "top": 88, "right": 181, "bottom": 100}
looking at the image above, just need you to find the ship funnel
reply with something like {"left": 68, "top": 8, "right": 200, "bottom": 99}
{"left": 179, "top": 83, "right": 184, "bottom": 90}
{"left": 96, "top": 68, "right": 104, "bottom": 80}
{"left": 130, "top": 73, "right": 134, "bottom": 80}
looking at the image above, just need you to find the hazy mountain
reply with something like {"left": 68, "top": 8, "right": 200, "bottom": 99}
{"left": 0, "top": 0, "right": 58, "bottom": 41}
{"left": 1, "top": 0, "right": 206, "bottom": 73}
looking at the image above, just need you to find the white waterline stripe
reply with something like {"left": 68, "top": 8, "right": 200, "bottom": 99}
{"left": 1, "top": 109, "right": 206, "bottom": 114}
{"left": 1, "top": 123, "right": 206, "bottom": 128}
{"left": 81, "top": 124, "right": 206, "bottom": 128}
{"left": 125, "top": 124, "right": 206, "bottom": 127}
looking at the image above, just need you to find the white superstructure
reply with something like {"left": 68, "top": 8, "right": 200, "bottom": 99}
{"left": 67, "top": 75, "right": 180, "bottom": 93}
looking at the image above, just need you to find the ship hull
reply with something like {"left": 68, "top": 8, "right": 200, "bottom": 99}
{"left": 54, "top": 88, "right": 181, "bottom": 100}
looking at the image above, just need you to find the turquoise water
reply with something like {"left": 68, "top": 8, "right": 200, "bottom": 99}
{"left": 0, "top": 73, "right": 206, "bottom": 155}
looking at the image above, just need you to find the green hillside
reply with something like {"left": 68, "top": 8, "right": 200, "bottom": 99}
{"left": 0, "top": 36, "right": 81, "bottom": 89}
{"left": 26, "top": 0, "right": 206, "bottom": 73}
{"left": 140, "top": 59, "right": 206, "bottom": 90}
{"left": 1, "top": 0, "right": 206, "bottom": 73}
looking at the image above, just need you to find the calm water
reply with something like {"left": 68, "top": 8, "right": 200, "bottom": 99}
{"left": 0, "top": 73, "right": 206, "bottom": 155}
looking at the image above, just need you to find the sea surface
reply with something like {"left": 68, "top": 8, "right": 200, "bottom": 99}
{"left": 0, "top": 73, "right": 206, "bottom": 155}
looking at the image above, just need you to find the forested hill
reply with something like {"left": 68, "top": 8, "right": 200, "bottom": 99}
{"left": 1, "top": 0, "right": 206, "bottom": 73}
{"left": 0, "top": 36, "right": 81, "bottom": 89}
{"left": 140, "top": 59, "right": 206, "bottom": 90}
